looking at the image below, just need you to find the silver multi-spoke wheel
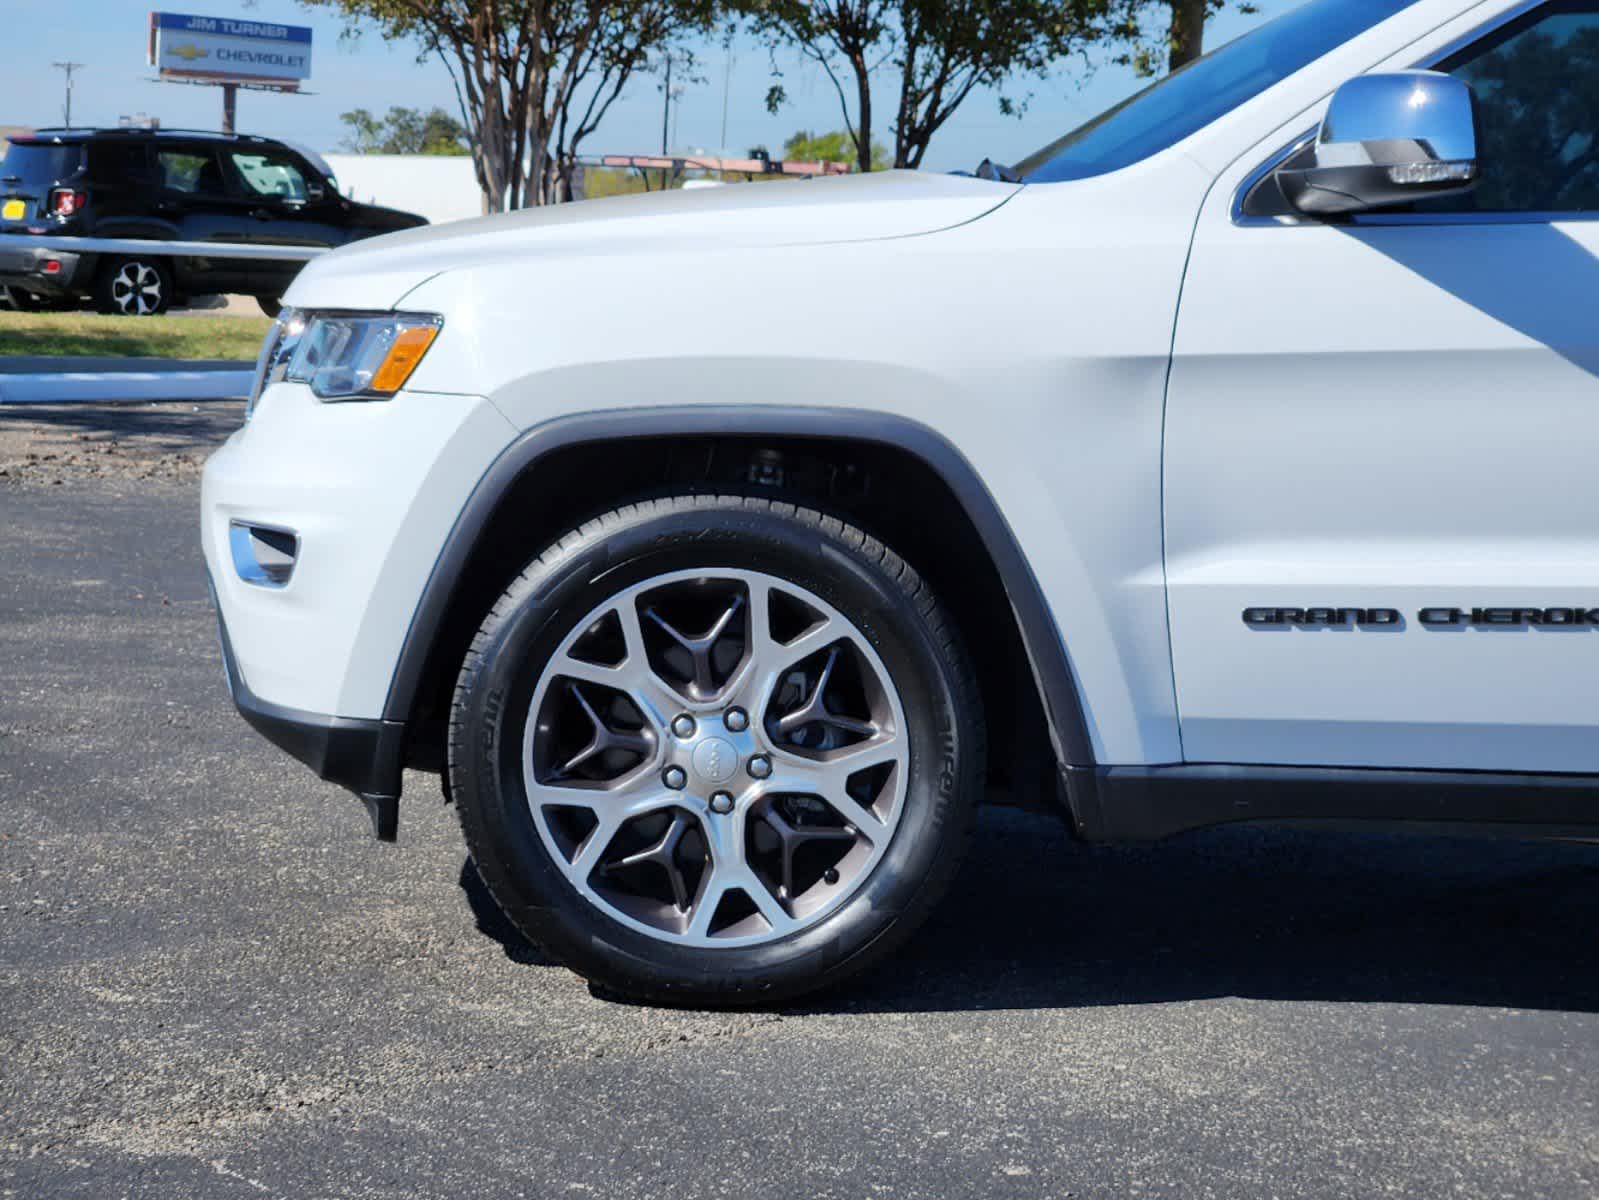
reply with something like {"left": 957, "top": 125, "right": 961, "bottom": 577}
{"left": 523, "top": 569, "right": 909, "bottom": 947}
{"left": 110, "top": 261, "right": 164, "bottom": 315}
{"left": 452, "top": 496, "right": 979, "bottom": 1003}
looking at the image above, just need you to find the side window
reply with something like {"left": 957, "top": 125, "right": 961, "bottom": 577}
{"left": 229, "top": 151, "right": 309, "bottom": 202}
{"left": 158, "top": 150, "right": 226, "bottom": 197}
{"left": 89, "top": 143, "right": 151, "bottom": 184}
{"left": 1441, "top": 2, "right": 1599, "bottom": 212}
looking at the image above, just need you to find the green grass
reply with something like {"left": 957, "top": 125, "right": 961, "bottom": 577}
{"left": 0, "top": 311, "right": 272, "bottom": 360}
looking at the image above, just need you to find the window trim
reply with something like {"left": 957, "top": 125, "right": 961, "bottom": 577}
{"left": 1232, "top": 0, "right": 1599, "bottom": 226}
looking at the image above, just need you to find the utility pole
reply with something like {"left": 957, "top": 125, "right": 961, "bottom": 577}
{"left": 52, "top": 62, "right": 85, "bottom": 129}
{"left": 660, "top": 55, "right": 672, "bottom": 155}
{"left": 719, "top": 46, "right": 733, "bottom": 153}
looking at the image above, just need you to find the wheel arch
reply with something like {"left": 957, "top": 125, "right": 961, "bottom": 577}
{"left": 87, "top": 224, "right": 209, "bottom": 295}
{"left": 385, "top": 407, "right": 1096, "bottom": 784}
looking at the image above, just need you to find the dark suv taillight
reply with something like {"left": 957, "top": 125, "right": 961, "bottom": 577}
{"left": 48, "top": 188, "right": 87, "bottom": 217}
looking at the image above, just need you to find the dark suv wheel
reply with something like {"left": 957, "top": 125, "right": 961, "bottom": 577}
{"left": 447, "top": 495, "right": 983, "bottom": 1006}
{"left": 94, "top": 256, "right": 172, "bottom": 316}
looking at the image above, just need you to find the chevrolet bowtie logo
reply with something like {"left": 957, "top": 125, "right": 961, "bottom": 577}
{"left": 169, "top": 43, "right": 209, "bottom": 62}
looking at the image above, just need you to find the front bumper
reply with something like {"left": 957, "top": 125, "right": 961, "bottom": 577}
{"left": 202, "top": 380, "right": 517, "bottom": 837}
{"left": 211, "top": 573, "right": 404, "bottom": 840}
{"left": 0, "top": 243, "right": 89, "bottom": 296}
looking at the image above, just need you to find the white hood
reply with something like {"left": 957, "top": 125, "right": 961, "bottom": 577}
{"left": 286, "top": 170, "right": 1020, "bottom": 309}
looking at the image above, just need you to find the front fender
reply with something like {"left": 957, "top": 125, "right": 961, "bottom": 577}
{"left": 381, "top": 404, "right": 1096, "bottom": 773}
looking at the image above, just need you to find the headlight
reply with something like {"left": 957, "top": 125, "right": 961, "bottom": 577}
{"left": 244, "top": 309, "right": 298, "bottom": 421}
{"left": 285, "top": 311, "right": 442, "bottom": 400}
{"left": 246, "top": 308, "right": 441, "bottom": 418}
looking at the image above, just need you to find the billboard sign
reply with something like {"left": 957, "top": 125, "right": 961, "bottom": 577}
{"left": 148, "top": 12, "right": 313, "bottom": 90}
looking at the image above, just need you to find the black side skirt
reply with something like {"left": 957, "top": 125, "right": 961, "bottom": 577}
{"left": 212, "top": 578, "right": 404, "bottom": 841}
{"left": 1063, "top": 763, "right": 1599, "bottom": 843}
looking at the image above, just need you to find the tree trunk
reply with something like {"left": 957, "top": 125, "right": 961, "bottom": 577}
{"left": 852, "top": 52, "right": 874, "bottom": 173}
{"left": 1168, "top": 0, "right": 1208, "bottom": 71}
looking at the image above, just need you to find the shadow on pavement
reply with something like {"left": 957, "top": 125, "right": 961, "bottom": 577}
{"left": 459, "top": 859, "right": 558, "bottom": 967}
{"left": 460, "top": 806, "right": 1599, "bottom": 1015}
{"left": 0, "top": 402, "right": 243, "bottom": 453}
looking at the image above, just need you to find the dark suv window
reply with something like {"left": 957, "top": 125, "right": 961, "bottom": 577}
{"left": 157, "top": 149, "right": 226, "bottom": 197}
{"left": 1, "top": 142, "right": 84, "bottom": 185}
{"left": 1440, "top": 1, "right": 1599, "bottom": 212}
{"left": 229, "top": 150, "right": 312, "bottom": 201}
{"left": 88, "top": 142, "right": 151, "bottom": 183}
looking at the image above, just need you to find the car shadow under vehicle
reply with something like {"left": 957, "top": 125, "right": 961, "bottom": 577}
{"left": 459, "top": 805, "right": 1599, "bottom": 1015}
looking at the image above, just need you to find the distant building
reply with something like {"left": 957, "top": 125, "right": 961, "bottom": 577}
{"left": 324, "top": 154, "right": 483, "bottom": 226}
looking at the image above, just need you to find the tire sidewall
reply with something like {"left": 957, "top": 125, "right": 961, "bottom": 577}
{"left": 451, "top": 499, "right": 974, "bottom": 1001}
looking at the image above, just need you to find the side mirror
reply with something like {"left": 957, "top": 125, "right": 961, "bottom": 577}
{"left": 1279, "top": 71, "right": 1479, "bottom": 216}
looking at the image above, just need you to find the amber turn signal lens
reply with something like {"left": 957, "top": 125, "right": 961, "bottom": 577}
{"left": 370, "top": 325, "right": 439, "bottom": 394}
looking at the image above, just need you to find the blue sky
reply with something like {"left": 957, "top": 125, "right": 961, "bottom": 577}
{"left": 3, "top": 0, "right": 1291, "bottom": 171}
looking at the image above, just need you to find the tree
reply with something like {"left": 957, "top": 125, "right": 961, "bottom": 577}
{"left": 1165, "top": 0, "right": 1207, "bottom": 71}
{"left": 340, "top": 106, "right": 470, "bottom": 154}
{"left": 753, "top": 0, "right": 1121, "bottom": 172}
{"left": 305, "top": 1, "right": 723, "bottom": 212}
{"left": 1129, "top": 0, "right": 1255, "bottom": 73}
{"left": 782, "top": 128, "right": 885, "bottom": 167}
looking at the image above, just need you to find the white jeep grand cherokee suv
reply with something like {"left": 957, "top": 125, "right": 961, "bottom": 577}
{"left": 203, "top": 0, "right": 1599, "bottom": 1004}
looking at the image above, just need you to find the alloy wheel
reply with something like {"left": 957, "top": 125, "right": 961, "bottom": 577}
{"left": 110, "top": 262, "right": 163, "bottom": 315}
{"left": 522, "top": 568, "right": 910, "bottom": 947}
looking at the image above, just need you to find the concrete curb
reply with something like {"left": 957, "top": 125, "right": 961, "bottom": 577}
{"left": 0, "top": 358, "right": 253, "bottom": 404}
{"left": 0, "top": 356, "right": 251, "bottom": 374}
{"left": 0, "top": 368, "right": 253, "bottom": 404}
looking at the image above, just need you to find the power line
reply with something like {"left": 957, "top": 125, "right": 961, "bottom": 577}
{"left": 52, "top": 62, "right": 85, "bottom": 129}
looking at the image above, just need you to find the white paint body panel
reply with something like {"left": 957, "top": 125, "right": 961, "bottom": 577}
{"left": 206, "top": 0, "right": 1596, "bottom": 782}
{"left": 201, "top": 385, "right": 514, "bottom": 716}
{"left": 1165, "top": 0, "right": 1599, "bottom": 771}
{"left": 1167, "top": 211, "right": 1599, "bottom": 772}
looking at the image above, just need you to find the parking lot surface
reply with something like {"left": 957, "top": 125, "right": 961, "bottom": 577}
{"left": 2, "top": 404, "right": 1598, "bottom": 1199}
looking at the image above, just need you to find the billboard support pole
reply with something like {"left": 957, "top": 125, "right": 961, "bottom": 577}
{"left": 222, "top": 82, "right": 237, "bottom": 134}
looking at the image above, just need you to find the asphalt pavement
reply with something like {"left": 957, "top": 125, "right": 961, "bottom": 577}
{"left": 2, "top": 404, "right": 1597, "bottom": 1199}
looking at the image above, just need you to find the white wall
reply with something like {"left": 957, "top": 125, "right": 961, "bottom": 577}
{"left": 323, "top": 154, "right": 483, "bottom": 226}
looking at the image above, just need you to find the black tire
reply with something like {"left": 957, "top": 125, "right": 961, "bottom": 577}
{"left": 255, "top": 294, "right": 283, "bottom": 318}
{"left": 93, "top": 256, "right": 172, "bottom": 316}
{"left": 447, "top": 494, "right": 983, "bottom": 1007}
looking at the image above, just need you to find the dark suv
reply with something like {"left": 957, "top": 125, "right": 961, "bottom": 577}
{"left": 0, "top": 128, "right": 426, "bottom": 316}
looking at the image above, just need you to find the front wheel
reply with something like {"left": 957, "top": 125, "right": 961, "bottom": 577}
{"left": 447, "top": 495, "right": 983, "bottom": 1006}
{"left": 93, "top": 256, "right": 171, "bottom": 316}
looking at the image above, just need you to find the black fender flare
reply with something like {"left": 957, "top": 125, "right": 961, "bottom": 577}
{"left": 381, "top": 406, "right": 1096, "bottom": 770}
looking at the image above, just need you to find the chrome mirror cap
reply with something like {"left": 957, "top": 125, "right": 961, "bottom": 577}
{"left": 1281, "top": 70, "right": 1479, "bottom": 216}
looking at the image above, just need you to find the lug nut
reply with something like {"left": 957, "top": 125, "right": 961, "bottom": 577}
{"left": 671, "top": 714, "right": 696, "bottom": 739}
{"left": 823, "top": 867, "right": 840, "bottom": 885}
{"left": 724, "top": 706, "right": 749, "bottom": 732}
{"left": 747, "top": 754, "right": 773, "bottom": 780}
{"left": 709, "top": 791, "right": 735, "bottom": 814}
{"left": 663, "top": 765, "right": 688, "bottom": 790}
